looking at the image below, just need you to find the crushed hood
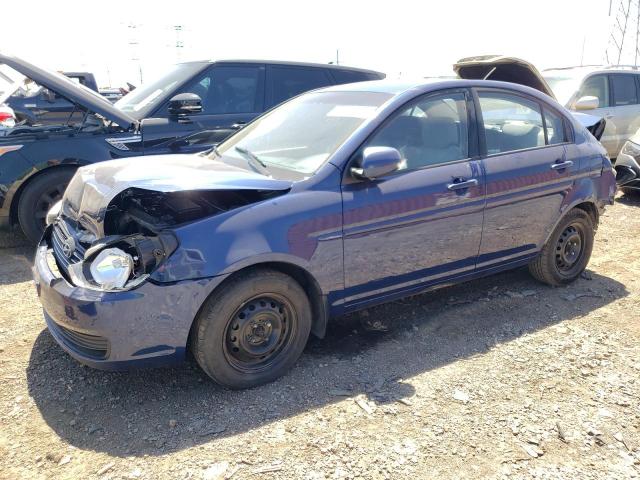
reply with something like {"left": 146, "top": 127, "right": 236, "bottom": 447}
{"left": 63, "top": 154, "right": 293, "bottom": 236}
{"left": 454, "top": 55, "right": 555, "bottom": 98}
{"left": 0, "top": 53, "right": 136, "bottom": 129}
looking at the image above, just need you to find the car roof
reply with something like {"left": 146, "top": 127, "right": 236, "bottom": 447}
{"left": 319, "top": 77, "right": 558, "bottom": 98}
{"left": 543, "top": 65, "right": 640, "bottom": 78}
{"left": 177, "top": 59, "right": 383, "bottom": 75}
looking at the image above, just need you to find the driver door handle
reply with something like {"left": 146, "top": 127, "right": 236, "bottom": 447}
{"left": 550, "top": 160, "right": 574, "bottom": 170}
{"left": 447, "top": 178, "right": 478, "bottom": 190}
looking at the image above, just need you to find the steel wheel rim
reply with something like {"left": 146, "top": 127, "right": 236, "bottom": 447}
{"left": 223, "top": 293, "right": 297, "bottom": 374}
{"left": 34, "top": 183, "right": 65, "bottom": 228}
{"left": 555, "top": 222, "right": 585, "bottom": 273}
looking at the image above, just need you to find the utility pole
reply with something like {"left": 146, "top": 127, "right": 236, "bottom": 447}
{"left": 174, "top": 25, "right": 184, "bottom": 62}
{"left": 127, "top": 23, "right": 143, "bottom": 84}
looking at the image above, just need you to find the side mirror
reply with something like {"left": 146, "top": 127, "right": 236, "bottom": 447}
{"left": 351, "top": 146, "right": 402, "bottom": 180}
{"left": 574, "top": 95, "right": 599, "bottom": 111}
{"left": 43, "top": 88, "right": 56, "bottom": 103}
{"left": 168, "top": 93, "right": 203, "bottom": 116}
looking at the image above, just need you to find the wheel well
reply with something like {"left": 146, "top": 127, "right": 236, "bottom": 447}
{"left": 187, "top": 261, "right": 329, "bottom": 354}
{"left": 9, "top": 165, "right": 78, "bottom": 226}
{"left": 574, "top": 202, "right": 599, "bottom": 230}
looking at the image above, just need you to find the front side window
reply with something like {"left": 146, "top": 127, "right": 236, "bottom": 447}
{"left": 214, "top": 91, "right": 392, "bottom": 176}
{"left": 577, "top": 75, "right": 609, "bottom": 108}
{"left": 364, "top": 92, "right": 469, "bottom": 170}
{"left": 479, "top": 92, "right": 544, "bottom": 154}
{"left": 268, "top": 67, "right": 333, "bottom": 107}
{"left": 611, "top": 74, "right": 639, "bottom": 106}
{"left": 180, "top": 66, "right": 260, "bottom": 114}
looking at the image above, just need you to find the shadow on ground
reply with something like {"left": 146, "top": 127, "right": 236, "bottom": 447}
{"left": 0, "top": 230, "right": 33, "bottom": 285}
{"left": 26, "top": 267, "right": 627, "bottom": 457}
{"left": 616, "top": 190, "right": 640, "bottom": 206}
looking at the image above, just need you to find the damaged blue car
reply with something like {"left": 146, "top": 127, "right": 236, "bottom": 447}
{"left": 33, "top": 79, "right": 616, "bottom": 388}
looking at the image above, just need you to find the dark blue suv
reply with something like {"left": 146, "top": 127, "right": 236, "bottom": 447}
{"left": 34, "top": 79, "right": 616, "bottom": 389}
{"left": 0, "top": 54, "right": 383, "bottom": 242}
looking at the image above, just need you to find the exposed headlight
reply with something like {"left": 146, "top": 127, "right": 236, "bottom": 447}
{"left": 89, "top": 248, "right": 134, "bottom": 290}
{"left": 621, "top": 140, "right": 640, "bottom": 158}
{"left": 46, "top": 200, "right": 62, "bottom": 226}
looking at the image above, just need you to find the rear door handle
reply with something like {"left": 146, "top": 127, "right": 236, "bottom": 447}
{"left": 550, "top": 160, "right": 574, "bottom": 170}
{"left": 447, "top": 178, "right": 478, "bottom": 190}
{"left": 231, "top": 122, "right": 247, "bottom": 130}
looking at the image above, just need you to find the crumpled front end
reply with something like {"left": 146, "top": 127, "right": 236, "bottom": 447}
{"left": 33, "top": 228, "right": 228, "bottom": 369}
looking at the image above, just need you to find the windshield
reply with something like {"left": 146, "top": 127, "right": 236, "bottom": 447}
{"left": 115, "top": 62, "right": 207, "bottom": 119}
{"left": 542, "top": 74, "right": 582, "bottom": 106}
{"left": 214, "top": 91, "right": 393, "bottom": 176}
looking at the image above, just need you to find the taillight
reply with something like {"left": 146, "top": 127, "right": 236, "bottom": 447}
{"left": 0, "top": 112, "right": 13, "bottom": 122}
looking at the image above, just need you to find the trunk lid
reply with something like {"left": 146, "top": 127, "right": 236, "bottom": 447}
{"left": 453, "top": 55, "right": 555, "bottom": 98}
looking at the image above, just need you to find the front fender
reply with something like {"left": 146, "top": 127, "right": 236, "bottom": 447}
{"left": 151, "top": 189, "right": 345, "bottom": 298}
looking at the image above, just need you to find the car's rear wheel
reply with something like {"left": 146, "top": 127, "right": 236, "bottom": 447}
{"left": 17, "top": 168, "right": 75, "bottom": 243}
{"left": 192, "top": 268, "right": 312, "bottom": 389}
{"left": 528, "top": 208, "right": 594, "bottom": 286}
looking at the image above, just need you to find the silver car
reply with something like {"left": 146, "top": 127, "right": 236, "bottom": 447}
{"left": 454, "top": 56, "right": 635, "bottom": 159}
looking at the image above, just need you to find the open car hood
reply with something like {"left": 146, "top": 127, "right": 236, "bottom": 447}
{"left": 0, "top": 53, "right": 136, "bottom": 129}
{"left": 454, "top": 55, "right": 555, "bottom": 98}
{"left": 62, "top": 154, "right": 292, "bottom": 236}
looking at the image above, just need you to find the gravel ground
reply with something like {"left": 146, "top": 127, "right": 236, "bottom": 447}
{"left": 0, "top": 194, "right": 639, "bottom": 480}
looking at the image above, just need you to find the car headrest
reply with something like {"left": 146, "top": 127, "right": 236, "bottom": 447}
{"left": 376, "top": 115, "right": 423, "bottom": 148}
{"left": 422, "top": 116, "right": 459, "bottom": 148}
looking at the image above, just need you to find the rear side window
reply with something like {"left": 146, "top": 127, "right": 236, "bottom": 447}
{"left": 331, "top": 69, "right": 381, "bottom": 84}
{"left": 578, "top": 75, "right": 609, "bottom": 108}
{"left": 268, "top": 67, "right": 333, "bottom": 107}
{"left": 611, "top": 74, "right": 639, "bottom": 106}
{"left": 478, "top": 92, "right": 545, "bottom": 154}
{"left": 543, "top": 107, "right": 567, "bottom": 145}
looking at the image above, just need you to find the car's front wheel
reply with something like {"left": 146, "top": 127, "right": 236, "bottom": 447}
{"left": 529, "top": 208, "right": 594, "bottom": 286}
{"left": 17, "top": 168, "right": 76, "bottom": 244}
{"left": 192, "top": 268, "right": 312, "bottom": 389}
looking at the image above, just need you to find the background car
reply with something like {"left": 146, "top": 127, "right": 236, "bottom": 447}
{"left": 614, "top": 132, "right": 640, "bottom": 192}
{"left": 35, "top": 78, "right": 615, "bottom": 388}
{"left": 517, "top": 64, "right": 640, "bottom": 160}
{"left": 0, "top": 105, "right": 16, "bottom": 135}
{"left": 0, "top": 54, "right": 384, "bottom": 243}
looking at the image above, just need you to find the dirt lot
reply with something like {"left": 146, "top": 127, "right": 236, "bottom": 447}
{"left": 0, "top": 195, "right": 639, "bottom": 480}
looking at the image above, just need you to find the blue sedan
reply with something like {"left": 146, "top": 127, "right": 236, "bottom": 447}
{"left": 33, "top": 79, "right": 616, "bottom": 388}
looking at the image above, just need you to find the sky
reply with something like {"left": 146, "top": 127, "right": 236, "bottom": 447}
{"left": 2, "top": 0, "right": 625, "bottom": 88}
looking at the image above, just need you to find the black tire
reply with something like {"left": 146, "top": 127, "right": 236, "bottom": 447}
{"left": 192, "top": 268, "right": 312, "bottom": 389}
{"left": 529, "top": 208, "right": 594, "bottom": 286}
{"left": 17, "top": 168, "right": 75, "bottom": 243}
